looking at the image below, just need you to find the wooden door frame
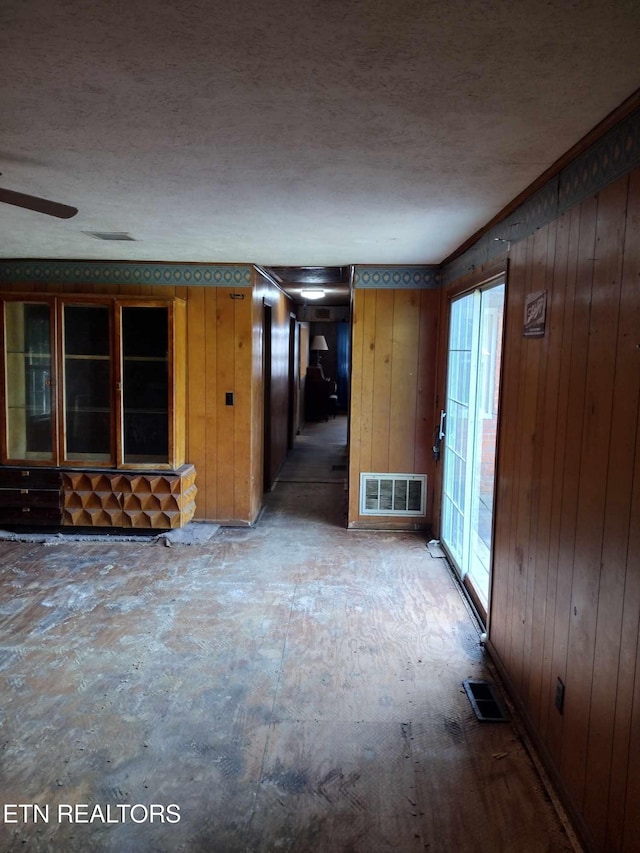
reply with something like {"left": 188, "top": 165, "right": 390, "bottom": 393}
{"left": 263, "top": 302, "right": 273, "bottom": 492}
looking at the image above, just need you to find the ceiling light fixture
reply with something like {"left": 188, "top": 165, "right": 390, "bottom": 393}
{"left": 300, "top": 289, "right": 325, "bottom": 300}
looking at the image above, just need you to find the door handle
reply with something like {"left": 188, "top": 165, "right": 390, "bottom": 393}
{"left": 432, "top": 410, "right": 446, "bottom": 461}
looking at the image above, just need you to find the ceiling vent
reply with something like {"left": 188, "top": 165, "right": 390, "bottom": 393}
{"left": 360, "top": 473, "right": 426, "bottom": 517}
{"left": 312, "top": 307, "right": 332, "bottom": 321}
{"left": 83, "top": 231, "right": 137, "bottom": 241}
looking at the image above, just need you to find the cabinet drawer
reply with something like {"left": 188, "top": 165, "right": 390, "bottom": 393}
{"left": 0, "top": 468, "right": 62, "bottom": 489}
{"left": 0, "top": 506, "right": 63, "bottom": 525}
{"left": 0, "top": 488, "right": 62, "bottom": 508}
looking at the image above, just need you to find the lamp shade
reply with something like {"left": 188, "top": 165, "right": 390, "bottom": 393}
{"left": 310, "top": 335, "right": 328, "bottom": 351}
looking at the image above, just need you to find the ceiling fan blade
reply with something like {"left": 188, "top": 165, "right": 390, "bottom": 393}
{"left": 0, "top": 187, "right": 78, "bottom": 219}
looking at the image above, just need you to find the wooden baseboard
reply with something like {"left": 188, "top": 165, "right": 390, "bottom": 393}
{"left": 485, "top": 639, "right": 596, "bottom": 853}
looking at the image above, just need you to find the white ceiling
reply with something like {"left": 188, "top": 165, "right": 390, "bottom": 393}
{"left": 2, "top": 0, "right": 640, "bottom": 267}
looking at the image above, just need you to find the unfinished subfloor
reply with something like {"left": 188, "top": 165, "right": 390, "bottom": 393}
{"left": 0, "top": 416, "right": 577, "bottom": 852}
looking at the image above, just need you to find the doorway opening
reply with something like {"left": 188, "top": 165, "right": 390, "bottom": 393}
{"left": 277, "top": 315, "right": 350, "bottom": 507}
{"left": 441, "top": 276, "right": 505, "bottom": 624}
{"left": 261, "top": 266, "right": 352, "bottom": 524}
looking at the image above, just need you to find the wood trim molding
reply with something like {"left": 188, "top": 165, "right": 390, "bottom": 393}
{"left": 443, "top": 87, "right": 640, "bottom": 268}
{"left": 485, "top": 639, "right": 598, "bottom": 853}
{"left": 445, "top": 260, "right": 509, "bottom": 301}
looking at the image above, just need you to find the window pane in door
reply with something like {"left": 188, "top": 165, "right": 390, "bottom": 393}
{"left": 442, "top": 294, "right": 474, "bottom": 568}
{"left": 466, "top": 284, "right": 504, "bottom": 605}
{"left": 63, "top": 304, "right": 112, "bottom": 461}
{"left": 442, "top": 281, "right": 504, "bottom": 618}
{"left": 5, "top": 302, "right": 54, "bottom": 461}
{"left": 122, "top": 307, "right": 169, "bottom": 464}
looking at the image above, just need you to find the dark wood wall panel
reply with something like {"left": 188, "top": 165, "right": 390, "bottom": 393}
{"left": 253, "top": 270, "right": 295, "bottom": 493}
{"left": 545, "top": 198, "right": 597, "bottom": 770}
{"left": 575, "top": 179, "right": 628, "bottom": 846}
{"left": 470, "top": 168, "right": 640, "bottom": 852}
{"left": 490, "top": 241, "right": 524, "bottom": 672}
{"left": 606, "top": 168, "right": 640, "bottom": 853}
{"left": 536, "top": 206, "right": 575, "bottom": 746}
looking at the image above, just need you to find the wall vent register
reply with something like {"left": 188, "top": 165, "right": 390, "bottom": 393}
{"left": 359, "top": 473, "right": 426, "bottom": 517}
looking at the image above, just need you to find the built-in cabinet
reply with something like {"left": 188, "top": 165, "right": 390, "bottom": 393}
{"left": 0, "top": 294, "right": 195, "bottom": 528}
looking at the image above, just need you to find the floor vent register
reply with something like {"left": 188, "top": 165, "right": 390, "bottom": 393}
{"left": 463, "top": 679, "right": 509, "bottom": 722}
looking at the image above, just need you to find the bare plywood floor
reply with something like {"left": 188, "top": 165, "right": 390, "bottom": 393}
{"left": 0, "top": 417, "right": 576, "bottom": 851}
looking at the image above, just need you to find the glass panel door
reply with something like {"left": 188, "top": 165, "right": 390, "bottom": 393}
{"left": 442, "top": 281, "right": 504, "bottom": 618}
{"left": 121, "top": 306, "right": 169, "bottom": 464}
{"left": 4, "top": 301, "right": 55, "bottom": 461}
{"left": 62, "top": 304, "right": 112, "bottom": 462}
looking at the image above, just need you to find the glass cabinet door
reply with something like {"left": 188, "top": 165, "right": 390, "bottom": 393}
{"left": 121, "top": 306, "right": 169, "bottom": 464}
{"left": 2, "top": 295, "right": 183, "bottom": 470}
{"left": 62, "top": 304, "right": 112, "bottom": 463}
{"left": 4, "top": 301, "right": 55, "bottom": 461}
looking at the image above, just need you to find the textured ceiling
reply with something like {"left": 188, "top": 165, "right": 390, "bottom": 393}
{"left": 2, "top": 0, "right": 640, "bottom": 267}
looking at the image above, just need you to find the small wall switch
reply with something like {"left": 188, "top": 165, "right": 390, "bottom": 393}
{"left": 555, "top": 677, "right": 565, "bottom": 714}
{"left": 225, "top": 392, "right": 234, "bottom": 406}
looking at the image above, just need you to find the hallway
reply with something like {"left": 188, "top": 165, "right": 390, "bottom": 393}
{"left": 0, "top": 420, "right": 576, "bottom": 852}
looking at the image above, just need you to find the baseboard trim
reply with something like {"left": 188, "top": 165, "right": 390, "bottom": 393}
{"left": 485, "top": 639, "right": 596, "bottom": 853}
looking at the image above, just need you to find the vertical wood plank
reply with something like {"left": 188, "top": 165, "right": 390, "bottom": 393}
{"left": 269, "top": 294, "right": 291, "bottom": 485}
{"left": 370, "top": 290, "right": 394, "bottom": 473}
{"left": 620, "top": 417, "right": 640, "bottom": 853}
{"left": 233, "top": 294, "right": 253, "bottom": 521}
{"left": 490, "top": 238, "right": 527, "bottom": 657}
{"left": 525, "top": 216, "right": 566, "bottom": 726}
{"left": 508, "top": 228, "right": 545, "bottom": 696}
{"left": 414, "top": 289, "right": 439, "bottom": 514}
{"left": 503, "top": 235, "right": 536, "bottom": 679}
{"left": 388, "top": 289, "right": 419, "bottom": 473}
{"left": 216, "top": 288, "right": 235, "bottom": 519}
{"left": 592, "top": 170, "right": 640, "bottom": 851}
{"left": 203, "top": 287, "right": 219, "bottom": 519}
{"left": 118, "top": 284, "right": 143, "bottom": 296}
{"left": 606, "top": 173, "right": 640, "bottom": 848}
{"left": 147, "top": 284, "right": 175, "bottom": 299}
{"left": 348, "top": 289, "right": 366, "bottom": 524}
{"left": 523, "top": 220, "right": 557, "bottom": 718}
{"left": 546, "top": 198, "right": 597, "bottom": 763}
{"left": 186, "top": 286, "right": 207, "bottom": 517}
{"left": 580, "top": 176, "right": 630, "bottom": 848}
{"left": 171, "top": 298, "right": 187, "bottom": 467}
{"left": 360, "top": 290, "right": 378, "bottom": 476}
{"left": 561, "top": 181, "right": 624, "bottom": 809}
{"left": 249, "top": 282, "right": 264, "bottom": 521}
{"left": 537, "top": 207, "right": 574, "bottom": 742}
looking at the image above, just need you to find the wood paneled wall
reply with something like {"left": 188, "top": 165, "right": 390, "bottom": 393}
{"left": 1, "top": 280, "right": 260, "bottom": 525}
{"left": 348, "top": 287, "right": 439, "bottom": 528}
{"left": 445, "top": 168, "right": 640, "bottom": 852}
{"left": 185, "top": 284, "right": 255, "bottom": 524}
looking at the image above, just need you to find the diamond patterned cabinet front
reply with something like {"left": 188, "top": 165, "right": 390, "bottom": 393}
{"left": 63, "top": 464, "right": 196, "bottom": 529}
